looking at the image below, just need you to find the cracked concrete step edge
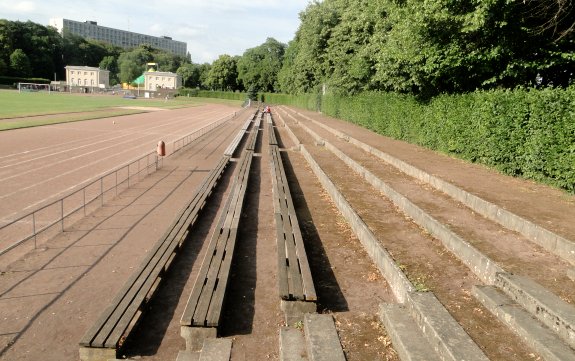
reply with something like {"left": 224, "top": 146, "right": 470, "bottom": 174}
{"left": 406, "top": 291, "right": 490, "bottom": 361}
{"left": 303, "top": 314, "right": 346, "bottom": 361}
{"left": 280, "top": 326, "right": 308, "bottom": 361}
{"left": 495, "top": 272, "right": 575, "bottom": 349}
{"left": 378, "top": 303, "right": 441, "bottom": 361}
{"left": 473, "top": 285, "right": 575, "bottom": 361}
{"left": 283, "top": 106, "right": 575, "bottom": 267}
{"left": 177, "top": 338, "right": 232, "bottom": 361}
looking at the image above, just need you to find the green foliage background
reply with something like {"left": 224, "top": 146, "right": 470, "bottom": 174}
{"left": 267, "top": 87, "right": 575, "bottom": 193}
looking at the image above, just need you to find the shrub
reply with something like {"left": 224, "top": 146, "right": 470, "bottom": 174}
{"left": 268, "top": 86, "right": 575, "bottom": 193}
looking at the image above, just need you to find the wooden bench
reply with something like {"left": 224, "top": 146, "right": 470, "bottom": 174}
{"left": 268, "top": 118, "right": 316, "bottom": 323}
{"left": 79, "top": 155, "right": 231, "bottom": 361}
{"left": 268, "top": 113, "right": 278, "bottom": 146}
{"left": 180, "top": 127, "right": 258, "bottom": 351}
{"left": 245, "top": 115, "right": 262, "bottom": 151}
{"left": 223, "top": 114, "right": 256, "bottom": 156}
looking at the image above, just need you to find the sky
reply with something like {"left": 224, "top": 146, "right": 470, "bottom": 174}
{"left": 0, "top": 0, "right": 312, "bottom": 63}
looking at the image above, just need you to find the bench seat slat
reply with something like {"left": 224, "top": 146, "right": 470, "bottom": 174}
{"left": 81, "top": 155, "right": 229, "bottom": 350}
{"left": 181, "top": 149, "right": 254, "bottom": 329}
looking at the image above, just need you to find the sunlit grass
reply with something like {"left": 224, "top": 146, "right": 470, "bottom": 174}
{"left": 0, "top": 89, "right": 243, "bottom": 130}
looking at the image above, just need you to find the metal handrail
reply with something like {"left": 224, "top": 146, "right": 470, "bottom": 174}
{"left": 0, "top": 152, "right": 161, "bottom": 257}
{"left": 0, "top": 110, "right": 239, "bottom": 258}
{"left": 172, "top": 112, "right": 236, "bottom": 154}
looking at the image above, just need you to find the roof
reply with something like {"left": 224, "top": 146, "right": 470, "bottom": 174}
{"left": 65, "top": 65, "right": 109, "bottom": 73}
{"left": 145, "top": 71, "right": 180, "bottom": 77}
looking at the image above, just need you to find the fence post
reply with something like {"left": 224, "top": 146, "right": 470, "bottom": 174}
{"left": 61, "top": 199, "right": 64, "bottom": 231}
{"left": 33, "top": 212, "right": 37, "bottom": 249}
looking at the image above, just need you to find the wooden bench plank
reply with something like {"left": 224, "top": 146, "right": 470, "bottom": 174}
{"left": 269, "top": 143, "right": 317, "bottom": 302}
{"left": 276, "top": 149, "right": 316, "bottom": 301}
{"left": 181, "top": 150, "right": 254, "bottom": 329}
{"left": 81, "top": 155, "right": 230, "bottom": 350}
{"left": 207, "top": 227, "right": 239, "bottom": 327}
{"left": 193, "top": 228, "right": 232, "bottom": 326}
{"left": 204, "top": 154, "right": 252, "bottom": 326}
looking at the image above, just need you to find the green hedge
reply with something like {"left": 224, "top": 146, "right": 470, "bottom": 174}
{"left": 178, "top": 89, "right": 248, "bottom": 101}
{"left": 264, "top": 92, "right": 322, "bottom": 111}
{"left": 270, "top": 87, "right": 575, "bottom": 193}
{"left": 0, "top": 76, "right": 50, "bottom": 86}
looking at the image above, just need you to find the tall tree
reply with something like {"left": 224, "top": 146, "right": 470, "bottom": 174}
{"left": 237, "top": 38, "right": 286, "bottom": 92}
{"left": 205, "top": 55, "right": 238, "bottom": 91}
{"left": 177, "top": 62, "right": 202, "bottom": 88}
{"left": 0, "top": 20, "right": 63, "bottom": 79}
{"left": 277, "top": 0, "right": 340, "bottom": 93}
{"left": 99, "top": 55, "right": 119, "bottom": 85}
{"left": 117, "top": 45, "right": 154, "bottom": 83}
{"left": 9, "top": 49, "right": 32, "bottom": 77}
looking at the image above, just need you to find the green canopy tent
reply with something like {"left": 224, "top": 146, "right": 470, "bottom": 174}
{"left": 133, "top": 74, "right": 145, "bottom": 85}
{"left": 132, "top": 74, "right": 145, "bottom": 95}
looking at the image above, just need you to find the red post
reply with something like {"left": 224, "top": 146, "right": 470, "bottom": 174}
{"left": 157, "top": 141, "right": 166, "bottom": 156}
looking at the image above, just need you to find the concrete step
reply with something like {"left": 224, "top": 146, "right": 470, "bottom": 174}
{"left": 473, "top": 285, "right": 575, "bottom": 361}
{"left": 176, "top": 350, "right": 200, "bottom": 361}
{"left": 406, "top": 291, "right": 489, "bottom": 361}
{"left": 303, "top": 314, "right": 346, "bottom": 361}
{"left": 495, "top": 272, "right": 575, "bottom": 348}
{"left": 280, "top": 326, "right": 307, "bottom": 361}
{"left": 378, "top": 303, "right": 441, "bottom": 361}
{"left": 199, "top": 338, "right": 232, "bottom": 361}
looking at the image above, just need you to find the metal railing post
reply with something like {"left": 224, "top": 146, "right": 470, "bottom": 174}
{"left": 61, "top": 199, "right": 64, "bottom": 231}
{"left": 33, "top": 212, "right": 37, "bottom": 249}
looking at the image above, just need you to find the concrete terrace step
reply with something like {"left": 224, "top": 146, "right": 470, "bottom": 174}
{"left": 176, "top": 338, "right": 232, "bottom": 361}
{"left": 378, "top": 303, "right": 441, "bottom": 361}
{"left": 304, "top": 314, "right": 346, "bottom": 361}
{"left": 495, "top": 272, "right": 575, "bottom": 349}
{"left": 406, "top": 292, "right": 490, "bottom": 361}
{"left": 473, "top": 285, "right": 575, "bottom": 361}
{"left": 280, "top": 327, "right": 307, "bottom": 361}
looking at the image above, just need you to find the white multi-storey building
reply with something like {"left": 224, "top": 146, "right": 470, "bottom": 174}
{"left": 49, "top": 18, "right": 187, "bottom": 57}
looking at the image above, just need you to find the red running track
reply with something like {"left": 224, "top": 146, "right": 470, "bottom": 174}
{"left": 0, "top": 104, "right": 240, "bottom": 224}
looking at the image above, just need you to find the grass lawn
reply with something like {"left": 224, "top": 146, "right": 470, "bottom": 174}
{"left": 0, "top": 89, "right": 243, "bottom": 130}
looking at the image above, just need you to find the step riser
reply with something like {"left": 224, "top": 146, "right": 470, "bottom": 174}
{"left": 495, "top": 273, "right": 575, "bottom": 349}
{"left": 473, "top": 285, "right": 575, "bottom": 361}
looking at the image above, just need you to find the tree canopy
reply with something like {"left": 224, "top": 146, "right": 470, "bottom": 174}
{"left": 278, "top": 0, "right": 575, "bottom": 97}
{"left": 237, "top": 37, "right": 286, "bottom": 93}
{"left": 2, "top": 4, "right": 573, "bottom": 97}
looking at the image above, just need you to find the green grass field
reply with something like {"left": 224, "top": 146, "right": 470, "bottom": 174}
{"left": 0, "top": 89, "right": 243, "bottom": 130}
